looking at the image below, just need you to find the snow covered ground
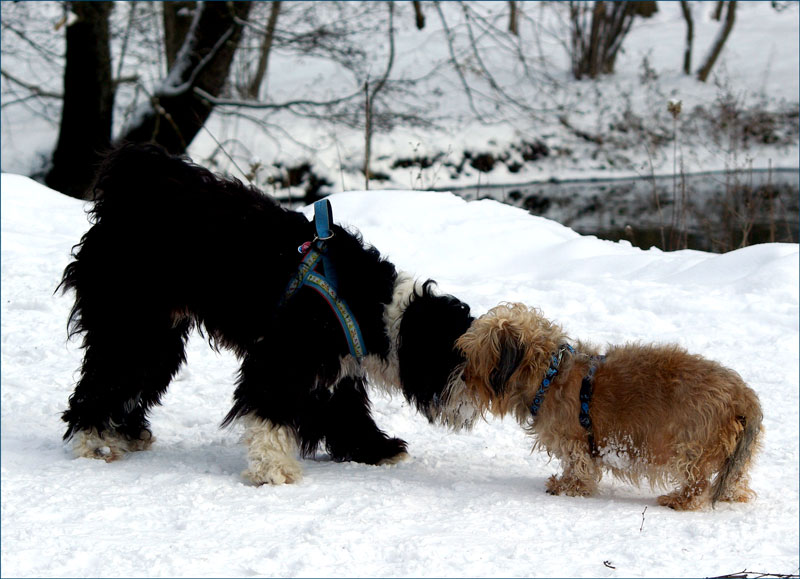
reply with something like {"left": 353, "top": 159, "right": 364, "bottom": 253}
{"left": 1, "top": 173, "right": 798, "bottom": 578}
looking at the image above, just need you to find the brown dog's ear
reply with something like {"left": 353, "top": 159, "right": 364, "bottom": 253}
{"left": 488, "top": 333, "right": 524, "bottom": 394}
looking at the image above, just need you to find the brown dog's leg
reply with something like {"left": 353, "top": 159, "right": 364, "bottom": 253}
{"left": 545, "top": 444, "right": 600, "bottom": 497}
{"left": 657, "top": 478, "right": 710, "bottom": 510}
{"left": 715, "top": 473, "right": 756, "bottom": 503}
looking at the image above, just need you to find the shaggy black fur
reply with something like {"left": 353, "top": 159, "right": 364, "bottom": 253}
{"left": 398, "top": 280, "right": 475, "bottom": 414}
{"left": 60, "top": 143, "right": 473, "bottom": 468}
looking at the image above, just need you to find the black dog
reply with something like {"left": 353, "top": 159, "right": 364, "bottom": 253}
{"left": 60, "top": 144, "right": 476, "bottom": 484}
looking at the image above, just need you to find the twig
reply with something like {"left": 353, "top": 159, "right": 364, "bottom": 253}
{"left": 558, "top": 114, "right": 604, "bottom": 145}
{"left": 193, "top": 86, "right": 362, "bottom": 110}
{"left": 363, "top": 1, "right": 395, "bottom": 190}
{"left": 639, "top": 505, "right": 647, "bottom": 532}
{"left": 706, "top": 571, "right": 800, "bottom": 579}
{"left": 199, "top": 124, "right": 251, "bottom": 186}
{"left": 115, "top": 2, "right": 138, "bottom": 87}
{"left": 433, "top": 0, "right": 484, "bottom": 122}
{"left": 161, "top": 24, "right": 236, "bottom": 97}
{"left": 0, "top": 68, "right": 62, "bottom": 99}
{"left": 459, "top": 3, "right": 537, "bottom": 116}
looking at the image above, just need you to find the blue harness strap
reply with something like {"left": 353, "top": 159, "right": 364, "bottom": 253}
{"left": 281, "top": 199, "right": 366, "bottom": 359}
{"left": 312, "top": 199, "right": 338, "bottom": 292}
{"left": 313, "top": 198, "right": 334, "bottom": 240}
{"left": 579, "top": 355, "right": 605, "bottom": 457}
{"left": 529, "top": 344, "right": 574, "bottom": 418}
{"left": 304, "top": 273, "right": 365, "bottom": 358}
{"left": 529, "top": 345, "right": 605, "bottom": 456}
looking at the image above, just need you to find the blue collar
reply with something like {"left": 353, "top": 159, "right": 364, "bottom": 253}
{"left": 281, "top": 199, "right": 366, "bottom": 359}
{"left": 529, "top": 343, "right": 575, "bottom": 418}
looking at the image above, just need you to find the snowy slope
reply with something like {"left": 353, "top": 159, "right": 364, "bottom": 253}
{"left": 1, "top": 174, "right": 798, "bottom": 578}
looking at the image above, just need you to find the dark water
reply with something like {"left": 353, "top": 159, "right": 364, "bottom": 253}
{"left": 448, "top": 169, "right": 799, "bottom": 252}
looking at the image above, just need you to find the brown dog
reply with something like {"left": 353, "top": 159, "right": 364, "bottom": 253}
{"left": 455, "top": 302, "right": 763, "bottom": 510}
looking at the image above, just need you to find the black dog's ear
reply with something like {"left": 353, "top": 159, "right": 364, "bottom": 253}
{"left": 488, "top": 334, "right": 524, "bottom": 395}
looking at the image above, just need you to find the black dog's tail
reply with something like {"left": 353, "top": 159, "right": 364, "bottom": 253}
{"left": 84, "top": 143, "right": 194, "bottom": 217}
{"left": 58, "top": 143, "right": 286, "bottom": 337}
{"left": 711, "top": 386, "right": 763, "bottom": 506}
{"left": 58, "top": 144, "right": 182, "bottom": 335}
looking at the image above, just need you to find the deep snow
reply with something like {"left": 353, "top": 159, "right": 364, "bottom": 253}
{"left": 1, "top": 173, "right": 798, "bottom": 578}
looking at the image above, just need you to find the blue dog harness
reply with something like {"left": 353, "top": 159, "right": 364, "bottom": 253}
{"left": 529, "top": 344, "right": 575, "bottom": 418}
{"left": 281, "top": 199, "right": 366, "bottom": 360}
{"left": 579, "top": 355, "right": 605, "bottom": 456}
{"left": 529, "top": 344, "right": 605, "bottom": 455}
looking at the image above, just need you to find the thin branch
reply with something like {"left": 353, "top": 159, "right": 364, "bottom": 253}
{"left": 706, "top": 571, "right": 800, "bottom": 579}
{"left": 160, "top": 24, "right": 236, "bottom": 97}
{"left": 115, "top": 1, "right": 139, "bottom": 86}
{"left": 460, "top": 3, "right": 540, "bottom": 117}
{"left": 363, "top": 1, "right": 395, "bottom": 189}
{"left": 368, "top": 2, "right": 395, "bottom": 101}
{"left": 246, "top": 1, "right": 281, "bottom": 100}
{"left": 1, "top": 19, "right": 63, "bottom": 61}
{"left": 193, "top": 86, "right": 363, "bottom": 110}
{"left": 0, "top": 68, "right": 62, "bottom": 99}
{"left": 680, "top": 1, "right": 694, "bottom": 74}
{"left": 697, "top": 0, "right": 737, "bottom": 82}
{"left": 433, "top": 0, "right": 484, "bottom": 122}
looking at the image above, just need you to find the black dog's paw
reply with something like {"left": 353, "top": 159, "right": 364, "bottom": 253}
{"left": 329, "top": 436, "right": 409, "bottom": 465}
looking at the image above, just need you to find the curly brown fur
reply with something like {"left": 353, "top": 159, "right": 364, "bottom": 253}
{"left": 456, "top": 302, "right": 763, "bottom": 511}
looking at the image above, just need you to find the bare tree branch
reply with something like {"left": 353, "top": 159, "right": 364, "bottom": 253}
{"left": 433, "top": 0, "right": 484, "bottom": 122}
{"left": 413, "top": 1, "right": 425, "bottom": 30}
{"left": 0, "top": 68, "right": 62, "bottom": 99}
{"left": 193, "top": 86, "right": 363, "bottom": 110}
{"left": 364, "top": 1, "right": 395, "bottom": 189}
{"left": 680, "top": 1, "right": 694, "bottom": 75}
{"left": 246, "top": 1, "right": 281, "bottom": 100}
{"left": 697, "top": 1, "right": 737, "bottom": 82}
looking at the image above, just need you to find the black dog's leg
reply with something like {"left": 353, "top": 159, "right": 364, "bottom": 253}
{"left": 63, "top": 315, "right": 190, "bottom": 461}
{"left": 227, "top": 352, "right": 407, "bottom": 484}
{"left": 225, "top": 340, "right": 312, "bottom": 485}
{"left": 319, "top": 376, "right": 408, "bottom": 465}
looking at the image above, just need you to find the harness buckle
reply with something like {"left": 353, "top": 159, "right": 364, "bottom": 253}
{"left": 282, "top": 199, "right": 365, "bottom": 360}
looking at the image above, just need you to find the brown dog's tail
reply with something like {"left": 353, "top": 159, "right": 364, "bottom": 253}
{"left": 711, "top": 388, "right": 763, "bottom": 506}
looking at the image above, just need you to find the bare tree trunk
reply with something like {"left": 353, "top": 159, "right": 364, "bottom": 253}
{"left": 364, "top": 2, "right": 395, "bottom": 190}
{"left": 46, "top": 1, "right": 114, "bottom": 198}
{"left": 118, "top": 1, "right": 252, "bottom": 154}
{"left": 163, "top": 1, "right": 196, "bottom": 71}
{"left": 587, "top": 1, "right": 604, "bottom": 77}
{"left": 633, "top": 1, "right": 658, "bottom": 18}
{"left": 697, "top": 0, "right": 736, "bottom": 82}
{"left": 570, "top": 1, "right": 637, "bottom": 79}
{"left": 412, "top": 1, "right": 425, "bottom": 30}
{"left": 680, "top": 1, "right": 693, "bottom": 75}
{"left": 363, "top": 81, "right": 371, "bottom": 191}
{"left": 246, "top": 1, "right": 281, "bottom": 100}
{"left": 712, "top": 0, "right": 724, "bottom": 20}
{"left": 508, "top": 1, "right": 519, "bottom": 36}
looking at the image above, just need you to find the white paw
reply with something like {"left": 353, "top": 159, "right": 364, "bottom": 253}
{"left": 377, "top": 451, "right": 410, "bottom": 466}
{"left": 243, "top": 458, "right": 303, "bottom": 485}
{"left": 241, "top": 415, "right": 303, "bottom": 485}
{"left": 73, "top": 428, "right": 154, "bottom": 462}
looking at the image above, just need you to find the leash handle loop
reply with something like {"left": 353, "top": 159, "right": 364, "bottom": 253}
{"left": 313, "top": 199, "right": 335, "bottom": 241}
